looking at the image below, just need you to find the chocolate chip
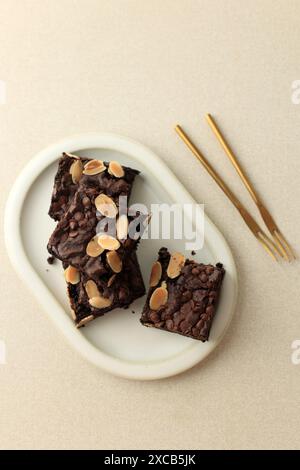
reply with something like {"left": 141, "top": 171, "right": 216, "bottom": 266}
{"left": 181, "top": 290, "right": 192, "bottom": 302}
{"left": 192, "top": 289, "right": 207, "bottom": 302}
{"left": 69, "top": 230, "right": 78, "bottom": 238}
{"left": 173, "top": 311, "right": 183, "bottom": 326}
{"left": 82, "top": 196, "right": 91, "bottom": 207}
{"left": 196, "top": 318, "right": 204, "bottom": 330}
{"left": 149, "top": 311, "right": 160, "bottom": 323}
{"left": 74, "top": 211, "right": 83, "bottom": 221}
{"left": 205, "top": 306, "right": 214, "bottom": 316}
{"left": 180, "top": 301, "right": 192, "bottom": 316}
{"left": 179, "top": 320, "right": 190, "bottom": 333}
{"left": 69, "top": 220, "right": 77, "bottom": 230}
{"left": 78, "top": 219, "right": 87, "bottom": 228}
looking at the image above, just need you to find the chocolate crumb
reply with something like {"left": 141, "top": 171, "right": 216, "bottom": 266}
{"left": 131, "top": 310, "right": 135, "bottom": 314}
{"left": 47, "top": 256, "right": 55, "bottom": 265}
{"left": 191, "top": 250, "right": 196, "bottom": 256}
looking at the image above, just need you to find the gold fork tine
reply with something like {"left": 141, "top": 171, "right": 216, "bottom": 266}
{"left": 175, "top": 124, "right": 279, "bottom": 261}
{"left": 274, "top": 229, "right": 295, "bottom": 260}
{"left": 257, "top": 234, "right": 277, "bottom": 262}
{"left": 205, "top": 113, "right": 295, "bottom": 261}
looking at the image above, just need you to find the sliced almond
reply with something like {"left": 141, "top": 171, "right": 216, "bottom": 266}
{"left": 98, "top": 234, "right": 120, "bottom": 251}
{"left": 106, "top": 250, "right": 122, "bottom": 273}
{"left": 69, "top": 159, "right": 83, "bottom": 184}
{"left": 89, "top": 295, "right": 112, "bottom": 309}
{"left": 95, "top": 194, "right": 118, "bottom": 218}
{"left": 161, "top": 280, "right": 167, "bottom": 289}
{"left": 86, "top": 236, "right": 104, "bottom": 257}
{"left": 76, "top": 315, "right": 94, "bottom": 328}
{"left": 64, "top": 265, "right": 80, "bottom": 284}
{"left": 82, "top": 159, "right": 106, "bottom": 175}
{"left": 166, "top": 252, "right": 185, "bottom": 279}
{"left": 85, "top": 280, "right": 100, "bottom": 299}
{"left": 116, "top": 214, "right": 128, "bottom": 240}
{"left": 149, "top": 286, "right": 168, "bottom": 311}
{"left": 107, "top": 274, "right": 117, "bottom": 287}
{"left": 108, "top": 161, "right": 125, "bottom": 178}
{"left": 149, "top": 261, "right": 162, "bottom": 287}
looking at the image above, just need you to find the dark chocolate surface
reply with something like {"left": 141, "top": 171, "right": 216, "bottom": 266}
{"left": 140, "top": 248, "right": 225, "bottom": 341}
{"left": 48, "top": 153, "right": 89, "bottom": 221}
{"left": 47, "top": 157, "right": 141, "bottom": 277}
{"left": 65, "top": 251, "right": 145, "bottom": 326}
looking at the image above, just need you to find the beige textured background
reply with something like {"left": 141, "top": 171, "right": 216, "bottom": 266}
{"left": 1, "top": 0, "right": 300, "bottom": 450}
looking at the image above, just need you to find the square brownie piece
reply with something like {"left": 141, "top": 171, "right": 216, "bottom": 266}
{"left": 64, "top": 251, "right": 145, "bottom": 327}
{"left": 140, "top": 248, "right": 225, "bottom": 341}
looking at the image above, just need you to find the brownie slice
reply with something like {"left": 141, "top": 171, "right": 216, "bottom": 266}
{"left": 47, "top": 158, "right": 142, "bottom": 272}
{"left": 140, "top": 248, "right": 225, "bottom": 341}
{"left": 64, "top": 251, "right": 145, "bottom": 327}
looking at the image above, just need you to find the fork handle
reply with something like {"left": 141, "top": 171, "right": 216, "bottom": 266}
{"left": 205, "top": 114, "right": 259, "bottom": 205}
{"left": 175, "top": 125, "right": 242, "bottom": 210}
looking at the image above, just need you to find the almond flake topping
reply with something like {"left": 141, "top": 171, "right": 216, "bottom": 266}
{"left": 166, "top": 252, "right": 185, "bottom": 279}
{"left": 149, "top": 286, "right": 168, "bottom": 311}
{"left": 95, "top": 194, "right": 118, "bottom": 218}
{"left": 64, "top": 265, "right": 80, "bottom": 284}
{"left": 149, "top": 261, "right": 162, "bottom": 287}
{"left": 89, "top": 296, "right": 112, "bottom": 309}
{"left": 97, "top": 234, "right": 120, "bottom": 251}
{"left": 85, "top": 280, "right": 100, "bottom": 299}
{"left": 86, "top": 236, "right": 104, "bottom": 257}
{"left": 108, "top": 161, "right": 125, "bottom": 178}
{"left": 70, "top": 159, "right": 83, "bottom": 183}
{"left": 82, "top": 159, "right": 106, "bottom": 175}
{"left": 106, "top": 250, "right": 122, "bottom": 273}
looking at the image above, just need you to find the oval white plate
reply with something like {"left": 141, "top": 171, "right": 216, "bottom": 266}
{"left": 4, "top": 133, "right": 237, "bottom": 380}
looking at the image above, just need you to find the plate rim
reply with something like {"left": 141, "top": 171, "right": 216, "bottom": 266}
{"left": 4, "top": 132, "right": 238, "bottom": 380}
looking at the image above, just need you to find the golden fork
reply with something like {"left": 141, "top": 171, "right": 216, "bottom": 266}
{"left": 205, "top": 113, "right": 295, "bottom": 261}
{"left": 175, "top": 124, "right": 284, "bottom": 261}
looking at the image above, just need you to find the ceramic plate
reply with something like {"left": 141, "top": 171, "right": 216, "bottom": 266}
{"left": 4, "top": 133, "right": 237, "bottom": 380}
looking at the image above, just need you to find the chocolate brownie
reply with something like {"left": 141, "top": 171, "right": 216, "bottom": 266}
{"left": 47, "top": 157, "right": 143, "bottom": 273}
{"left": 140, "top": 248, "right": 225, "bottom": 341}
{"left": 64, "top": 251, "right": 145, "bottom": 327}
